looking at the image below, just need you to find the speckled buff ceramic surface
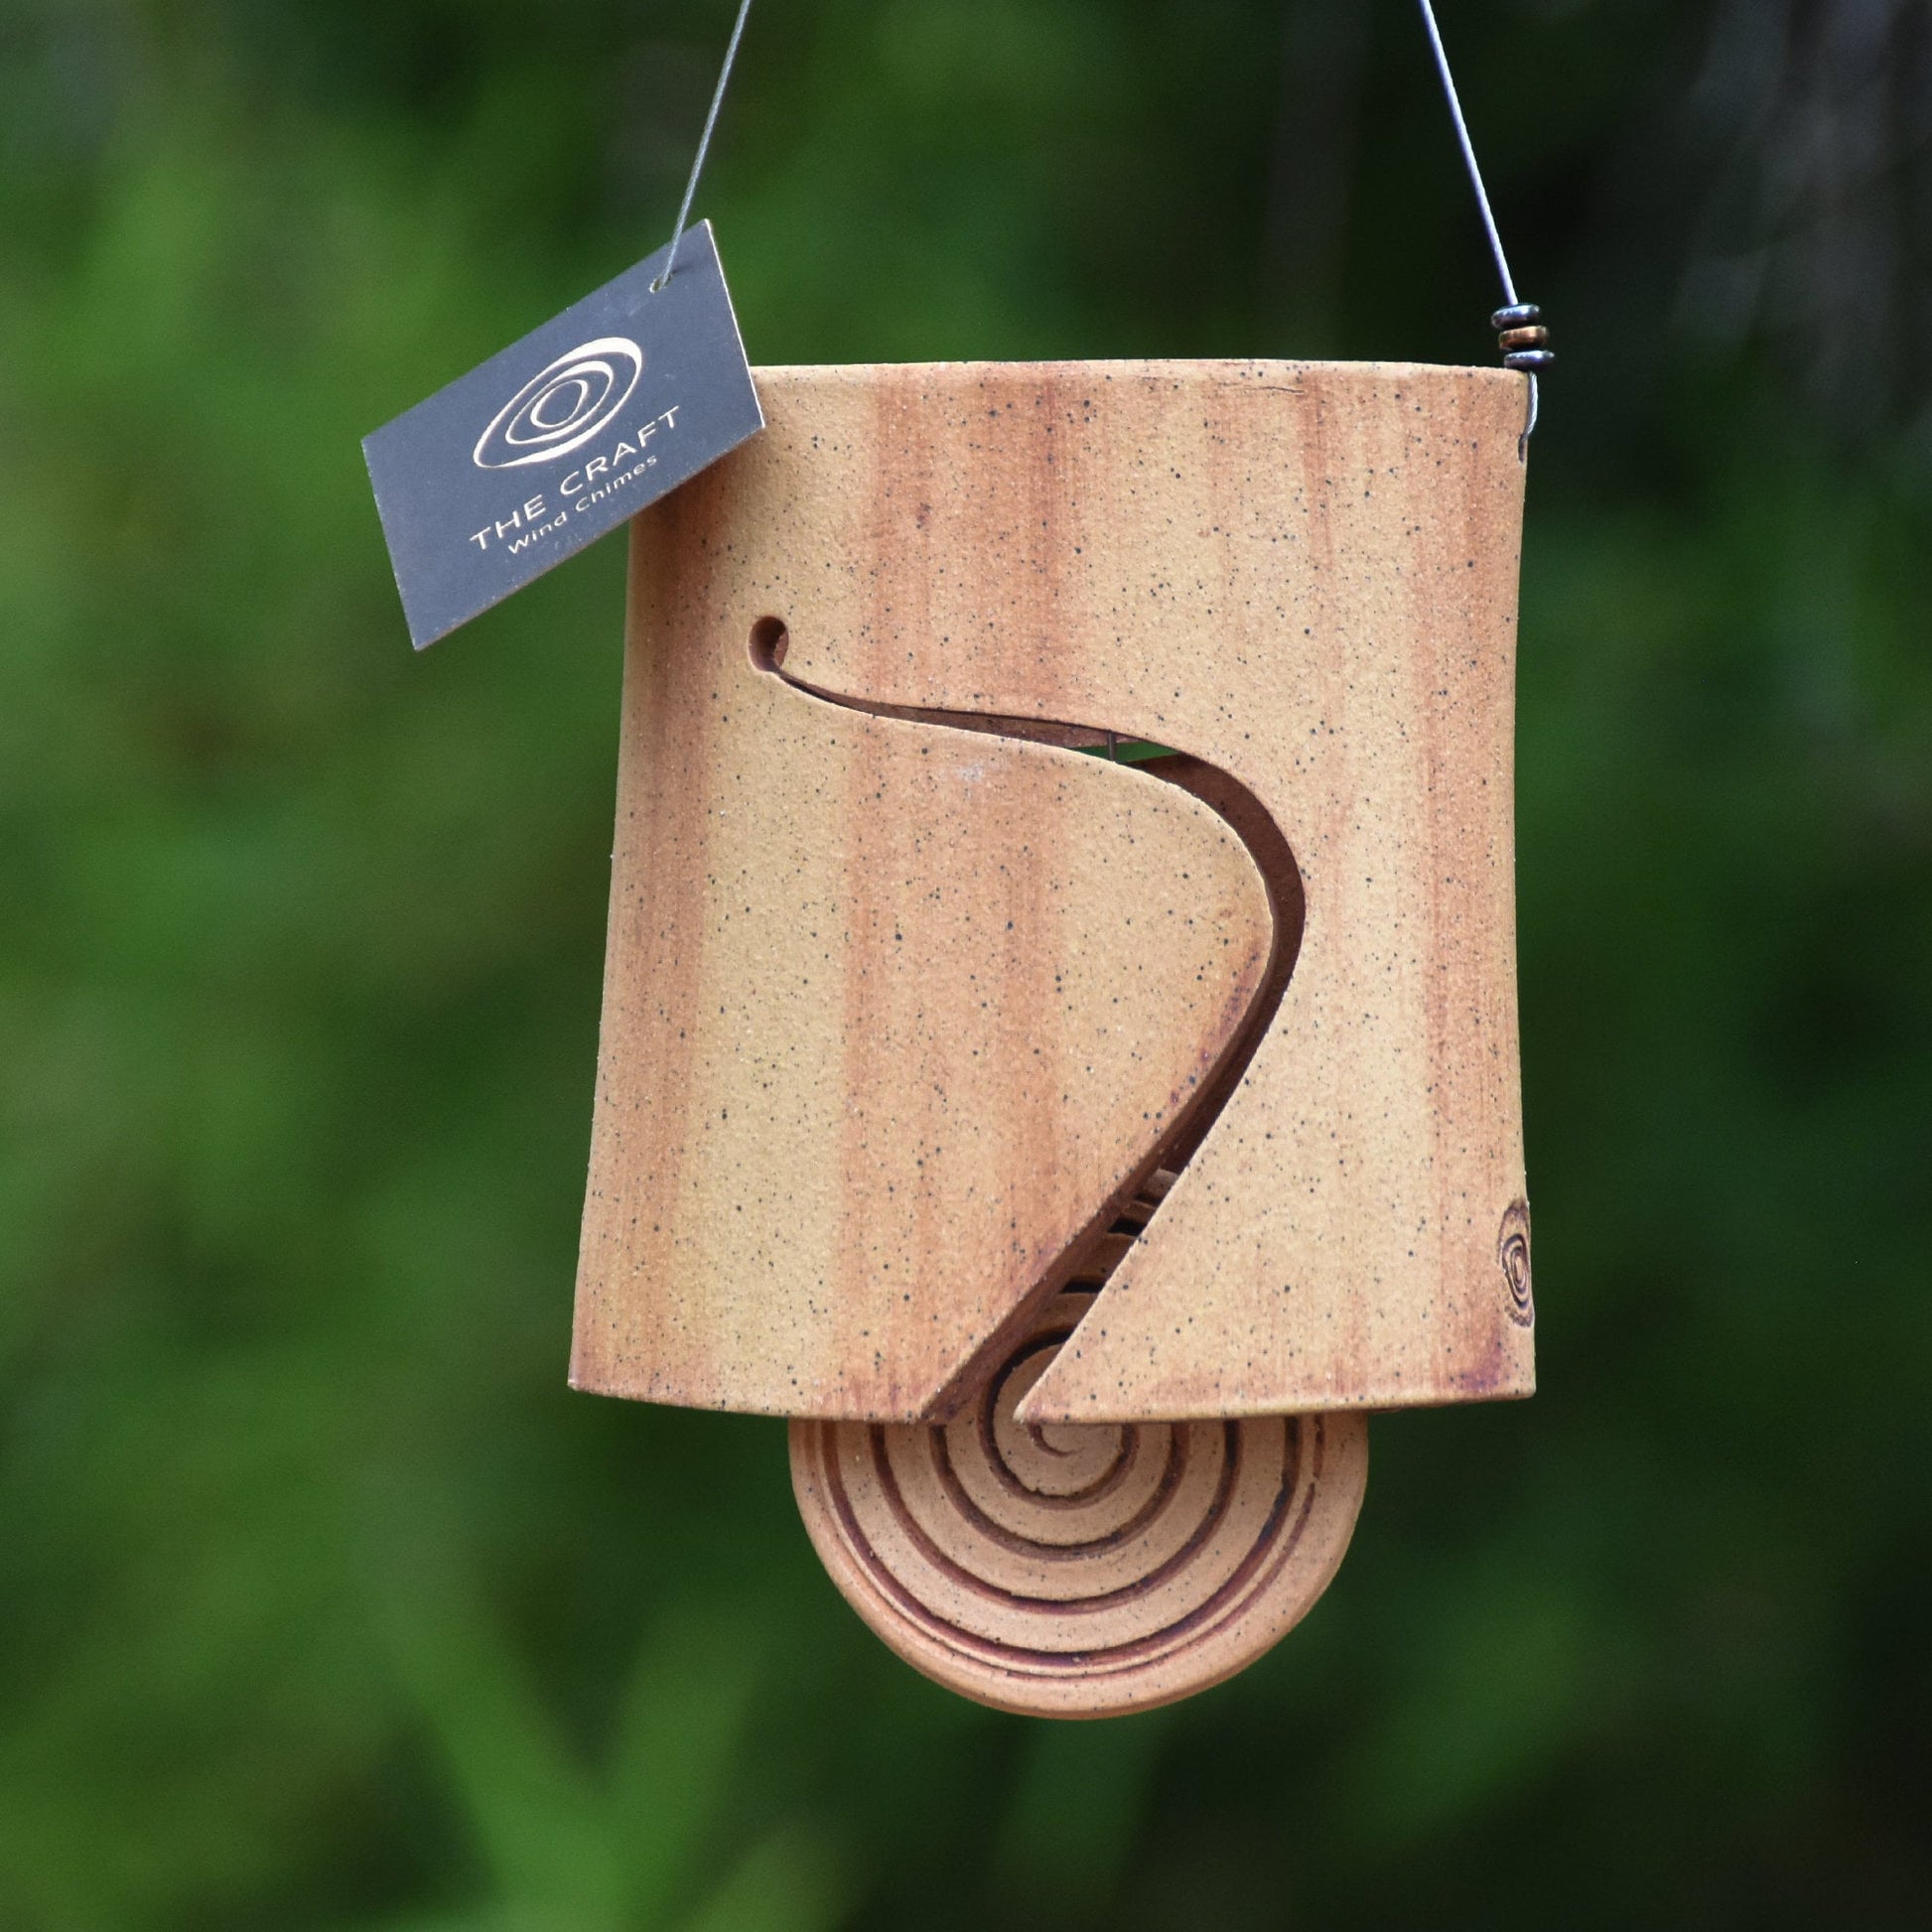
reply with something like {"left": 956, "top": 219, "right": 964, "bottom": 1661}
{"left": 573, "top": 360, "right": 1533, "bottom": 1715}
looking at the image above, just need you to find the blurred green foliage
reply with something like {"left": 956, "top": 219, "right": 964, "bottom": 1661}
{"left": 1, "top": 1, "right": 1927, "bottom": 1927}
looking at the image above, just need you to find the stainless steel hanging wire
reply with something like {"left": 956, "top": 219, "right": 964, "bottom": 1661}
{"left": 1416, "top": 0, "right": 1552, "bottom": 441}
{"left": 652, "top": 0, "right": 757, "bottom": 292}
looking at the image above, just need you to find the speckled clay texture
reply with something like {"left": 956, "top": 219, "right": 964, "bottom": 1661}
{"left": 573, "top": 359, "right": 1533, "bottom": 1424}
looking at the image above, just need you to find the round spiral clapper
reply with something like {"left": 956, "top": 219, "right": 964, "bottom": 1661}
{"left": 789, "top": 1175, "right": 1369, "bottom": 1718}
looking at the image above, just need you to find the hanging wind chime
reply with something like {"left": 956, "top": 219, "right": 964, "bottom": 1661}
{"left": 365, "top": 0, "right": 1551, "bottom": 1719}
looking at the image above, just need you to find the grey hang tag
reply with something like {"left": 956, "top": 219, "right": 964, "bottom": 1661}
{"left": 362, "top": 219, "right": 762, "bottom": 649}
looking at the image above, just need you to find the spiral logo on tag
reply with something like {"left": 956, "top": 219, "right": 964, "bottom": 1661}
{"left": 473, "top": 337, "right": 643, "bottom": 470}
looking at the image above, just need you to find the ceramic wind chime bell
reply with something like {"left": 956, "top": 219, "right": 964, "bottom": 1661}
{"left": 362, "top": 0, "right": 1549, "bottom": 1718}
{"left": 571, "top": 352, "right": 1537, "bottom": 1716}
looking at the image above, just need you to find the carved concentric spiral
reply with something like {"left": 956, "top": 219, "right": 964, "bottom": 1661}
{"left": 791, "top": 1285, "right": 1368, "bottom": 1717}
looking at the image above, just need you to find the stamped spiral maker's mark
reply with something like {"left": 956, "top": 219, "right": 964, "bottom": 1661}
{"left": 1499, "top": 1199, "right": 1534, "bottom": 1326}
{"left": 790, "top": 1288, "right": 1368, "bottom": 1717}
{"left": 473, "top": 337, "right": 644, "bottom": 471}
